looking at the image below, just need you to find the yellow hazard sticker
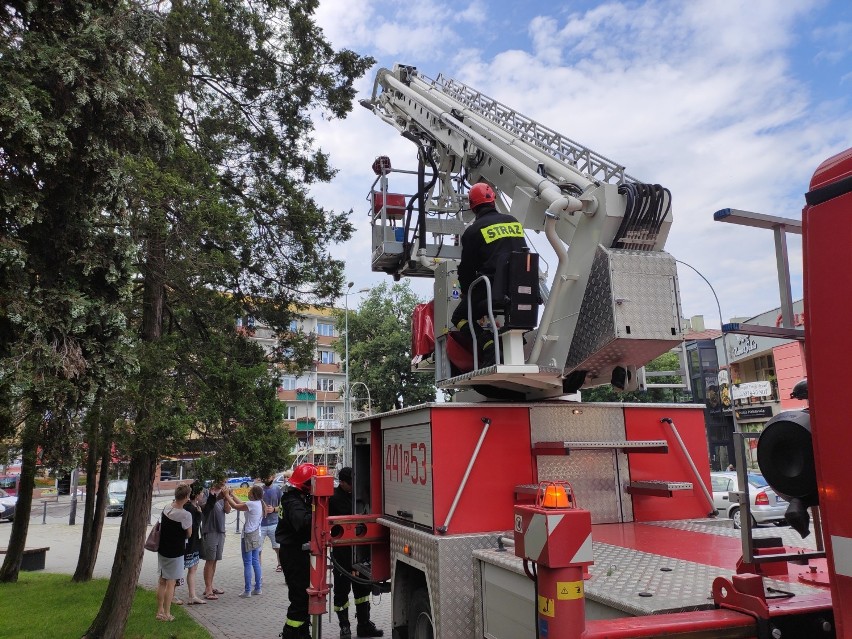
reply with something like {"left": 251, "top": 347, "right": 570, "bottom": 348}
{"left": 557, "top": 581, "right": 584, "bottom": 600}
{"left": 481, "top": 222, "right": 523, "bottom": 243}
{"left": 537, "top": 595, "right": 555, "bottom": 617}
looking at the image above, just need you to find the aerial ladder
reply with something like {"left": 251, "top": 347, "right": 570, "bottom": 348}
{"left": 361, "top": 64, "right": 682, "bottom": 399}
{"left": 302, "top": 65, "right": 851, "bottom": 639}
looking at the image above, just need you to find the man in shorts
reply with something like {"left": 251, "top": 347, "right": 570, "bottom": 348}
{"left": 260, "top": 475, "right": 283, "bottom": 571}
{"left": 200, "top": 478, "right": 232, "bottom": 600}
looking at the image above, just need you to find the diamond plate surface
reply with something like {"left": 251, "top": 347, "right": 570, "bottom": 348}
{"left": 473, "top": 529, "right": 825, "bottom": 625}
{"left": 589, "top": 542, "right": 721, "bottom": 614}
{"left": 383, "top": 518, "right": 501, "bottom": 639}
{"left": 531, "top": 405, "right": 633, "bottom": 523}
{"left": 530, "top": 404, "right": 625, "bottom": 443}
{"left": 566, "top": 247, "right": 682, "bottom": 374}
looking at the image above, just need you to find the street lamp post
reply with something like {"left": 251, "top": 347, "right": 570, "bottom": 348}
{"left": 343, "top": 283, "right": 369, "bottom": 466}
{"left": 349, "top": 380, "right": 373, "bottom": 416}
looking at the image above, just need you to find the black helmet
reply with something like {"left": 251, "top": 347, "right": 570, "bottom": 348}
{"left": 790, "top": 378, "right": 808, "bottom": 400}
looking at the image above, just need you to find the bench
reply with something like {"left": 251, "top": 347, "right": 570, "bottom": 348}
{"left": 0, "top": 547, "right": 50, "bottom": 571}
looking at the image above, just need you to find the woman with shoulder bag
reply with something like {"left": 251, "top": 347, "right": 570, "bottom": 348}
{"left": 180, "top": 482, "right": 207, "bottom": 605}
{"left": 156, "top": 484, "right": 193, "bottom": 621}
{"left": 225, "top": 484, "right": 274, "bottom": 598}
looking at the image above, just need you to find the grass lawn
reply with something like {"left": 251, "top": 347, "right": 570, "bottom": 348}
{"left": 0, "top": 572, "right": 211, "bottom": 639}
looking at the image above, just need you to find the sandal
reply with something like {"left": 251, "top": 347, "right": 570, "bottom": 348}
{"left": 275, "top": 565, "right": 282, "bottom": 572}
{"left": 212, "top": 588, "right": 225, "bottom": 595}
{"left": 173, "top": 598, "right": 185, "bottom": 605}
{"left": 188, "top": 598, "right": 208, "bottom": 605}
{"left": 156, "top": 613, "right": 175, "bottom": 622}
{"left": 203, "top": 593, "right": 219, "bottom": 600}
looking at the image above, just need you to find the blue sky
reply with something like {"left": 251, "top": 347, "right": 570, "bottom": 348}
{"left": 311, "top": 0, "right": 852, "bottom": 327}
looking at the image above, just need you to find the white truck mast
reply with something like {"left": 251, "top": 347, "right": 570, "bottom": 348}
{"left": 301, "top": 65, "right": 841, "bottom": 639}
{"left": 361, "top": 64, "right": 682, "bottom": 398}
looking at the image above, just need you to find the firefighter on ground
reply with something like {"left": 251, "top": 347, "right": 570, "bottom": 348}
{"left": 276, "top": 463, "right": 317, "bottom": 639}
{"left": 331, "top": 467, "right": 383, "bottom": 638}
{"left": 451, "top": 182, "right": 528, "bottom": 366}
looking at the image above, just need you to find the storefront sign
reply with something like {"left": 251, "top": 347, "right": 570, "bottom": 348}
{"left": 731, "top": 381, "right": 773, "bottom": 400}
{"left": 735, "top": 406, "right": 774, "bottom": 420}
{"left": 731, "top": 335, "right": 758, "bottom": 357}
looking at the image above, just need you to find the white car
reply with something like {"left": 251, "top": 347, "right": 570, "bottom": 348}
{"left": 711, "top": 471, "right": 788, "bottom": 529}
{"left": 0, "top": 488, "right": 17, "bottom": 522}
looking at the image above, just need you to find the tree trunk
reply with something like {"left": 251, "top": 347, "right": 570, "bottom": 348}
{"left": 0, "top": 415, "right": 39, "bottom": 582}
{"left": 82, "top": 450, "right": 155, "bottom": 638}
{"left": 84, "top": 234, "right": 164, "bottom": 638}
{"left": 73, "top": 413, "right": 112, "bottom": 582}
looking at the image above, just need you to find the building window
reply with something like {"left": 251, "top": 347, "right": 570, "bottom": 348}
{"left": 317, "top": 322, "right": 335, "bottom": 337}
{"left": 285, "top": 406, "right": 297, "bottom": 420}
{"left": 319, "top": 350, "right": 335, "bottom": 365}
{"left": 318, "top": 378, "right": 335, "bottom": 392}
{"left": 289, "top": 319, "right": 299, "bottom": 332}
{"left": 318, "top": 405, "right": 336, "bottom": 420}
{"left": 281, "top": 377, "right": 296, "bottom": 391}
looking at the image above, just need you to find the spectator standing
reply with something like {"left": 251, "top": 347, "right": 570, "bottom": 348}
{"left": 260, "top": 476, "right": 283, "bottom": 572}
{"left": 200, "top": 479, "right": 232, "bottom": 600}
{"left": 330, "top": 467, "right": 383, "bottom": 638}
{"left": 156, "top": 484, "right": 193, "bottom": 622}
{"left": 225, "top": 484, "right": 272, "bottom": 598}
{"left": 181, "top": 482, "right": 206, "bottom": 605}
{"left": 276, "top": 463, "right": 317, "bottom": 639}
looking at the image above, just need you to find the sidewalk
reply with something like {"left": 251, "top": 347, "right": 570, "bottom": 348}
{"left": 0, "top": 498, "right": 391, "bottom": 639}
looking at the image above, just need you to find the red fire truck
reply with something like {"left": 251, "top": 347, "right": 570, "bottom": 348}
{"left": 305, "top": 65, "right": 850, "bottom": 639}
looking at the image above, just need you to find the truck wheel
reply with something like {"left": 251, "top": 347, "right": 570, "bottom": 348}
{"left": 407, "top": 587, "right": 433, "bottom": 639}
{"left": 240, "top": 481, "right": 249, "bottom": 488}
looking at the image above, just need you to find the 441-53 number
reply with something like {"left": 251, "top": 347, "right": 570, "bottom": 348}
{"left": 385, "top": 442, "right": 427, "bottom": 485}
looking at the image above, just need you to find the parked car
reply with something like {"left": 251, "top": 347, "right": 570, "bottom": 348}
{"left": 0, "top": 488, "right": 17, "bottom": 522}
{"left": 106, "top": 480, "right": 127, "bottom": 516}
{"left": 272, "top": 471, "right": 291, "bottom": 489}
{"left": 226, "top": 475, "right": 252, "bottom": 488}
{"left": 0, "top": 475, "right": 18, "bottom": 494}
{"left": 711, "top": 471, "right": 788, "bottom": 529}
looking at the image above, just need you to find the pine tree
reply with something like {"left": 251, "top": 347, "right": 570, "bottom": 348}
{"left": 0, "top": 0, "right": 167, "bottom": 582}
{"left": 84, "top": 2, "right": 373, "bottom": 636}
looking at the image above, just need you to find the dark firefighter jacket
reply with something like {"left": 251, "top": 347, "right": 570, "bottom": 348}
{"left": 275, "top": 486, "right": 311, "bottom": 547}
{"left": 457, "top": 205, "right": 527, "bottom": 304}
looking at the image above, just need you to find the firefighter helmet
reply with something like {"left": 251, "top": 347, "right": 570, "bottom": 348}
{"left": 288, "top": 463, "right": 318, "bottom": 491}
{"left": 468, "top": 183, "right": 495, "bottom": 210}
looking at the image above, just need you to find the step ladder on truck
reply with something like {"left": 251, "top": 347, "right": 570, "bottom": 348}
{"left": 302, "top": 64, "right": 850, "bottom": 639}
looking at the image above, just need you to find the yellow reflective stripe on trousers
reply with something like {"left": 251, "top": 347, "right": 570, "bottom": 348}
{"left": 354, "top": 595, "right": 370, "bottom": 605}
{"left": 480, "top": 221, "right": 523, "bottom": 244}
{"left": 334, "top": 602, "right": 350, "bottom": 611}
{"left": 285, "top": 618, "right": 305, "bottom": 627}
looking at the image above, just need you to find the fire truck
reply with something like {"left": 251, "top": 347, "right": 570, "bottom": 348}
{"left": 305, "top": 64, "right": 851, "bottom": 639}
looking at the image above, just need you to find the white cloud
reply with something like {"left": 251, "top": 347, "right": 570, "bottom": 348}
{"left": 312, "top": 0, "right": 852, "bottom": 326}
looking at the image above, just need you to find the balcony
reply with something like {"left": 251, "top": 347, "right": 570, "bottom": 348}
{"left": 315, "top": 419, "right": 343, "bottom": 431}
{"left": 296, "top": 418, "right": 316, "bottom": 431}
{"left": 296, "top": 388, "right": 317, "bottom": 401}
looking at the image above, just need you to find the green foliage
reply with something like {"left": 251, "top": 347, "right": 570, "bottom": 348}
{"left": 581, "top": 351, "right": 689, "bottom": 403}
{"left": 336, "top": 282, "right": 436, "bottom": 413}
{"left": 0, "top": 0, "right": 166, "bottom": 468}
{"left": 0, "top": 572, "right": 211, "bottom": 638}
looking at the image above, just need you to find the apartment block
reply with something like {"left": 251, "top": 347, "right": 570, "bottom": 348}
{"left": 239, "top": 306, "right": 345, "bottom": 467}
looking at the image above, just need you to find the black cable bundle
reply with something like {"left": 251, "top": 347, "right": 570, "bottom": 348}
{"left": 611, "top": 182, "right": 672, "bottom": 250}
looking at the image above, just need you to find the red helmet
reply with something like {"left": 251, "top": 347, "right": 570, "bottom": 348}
{"left": 288, "top": 463, "right": 318, "bottom": 491}
{"left": 468, "top": 183, "right": 495, "bottom": 210}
